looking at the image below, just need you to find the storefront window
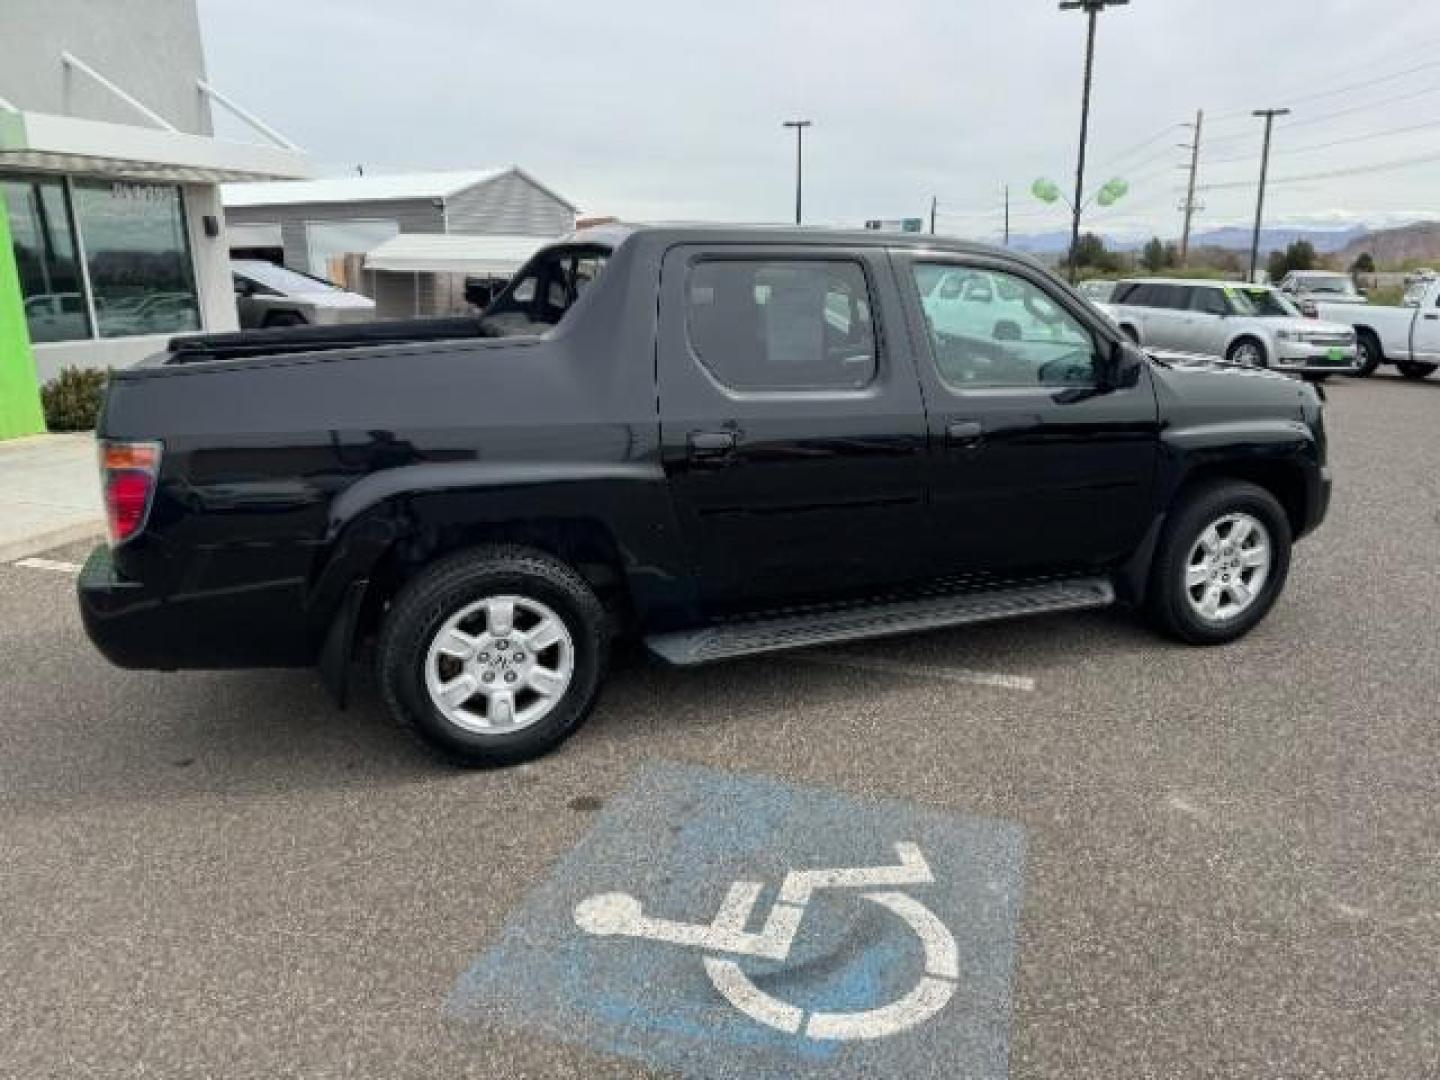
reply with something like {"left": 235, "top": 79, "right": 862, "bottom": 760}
{"left": 1, "top": 177, "right": 91, "bottom": 343}
{"left": 71, "top": 180, "right": 200, "bottom": 338}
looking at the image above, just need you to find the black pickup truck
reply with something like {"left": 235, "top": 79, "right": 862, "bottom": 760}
{"left": 80, "top": 225, "right": 1330, "bottom": 766}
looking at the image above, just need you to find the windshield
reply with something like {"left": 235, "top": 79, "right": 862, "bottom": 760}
{"left": 1295, "top": 274, "right": 1358, "bottom": 296}
{"left": 1231, "top": 287, "right": 1301, "bottom": 318}
{"left": 233, "top": 260, "right": 341, "bottom": 295}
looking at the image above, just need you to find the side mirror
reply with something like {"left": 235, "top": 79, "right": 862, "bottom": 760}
{"left": 1102, "top": 338, "right": 1143, "bottom": 390}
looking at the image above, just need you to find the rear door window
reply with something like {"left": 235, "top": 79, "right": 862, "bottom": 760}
{"left": 685, "top": 259, "right": 878, "bottom": 392}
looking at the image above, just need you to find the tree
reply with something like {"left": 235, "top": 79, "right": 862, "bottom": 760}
{"left": 1351, "top": 252, "right": 1376, "bottom": 274}
{"left": 1287, "top": 240, "right": 1317, "bottom": 273}
{"left": 1163, "top": 242, "right": 1180, "bottom": 268}
{"left": 1070, "top": 232, "right": 1126, "bottom": 275}
{"left": 1141, "top": 237, "right": 1166, "bottom": 273}
{"left": 1265, "top": 240, "right": 1319, "bottom": 283}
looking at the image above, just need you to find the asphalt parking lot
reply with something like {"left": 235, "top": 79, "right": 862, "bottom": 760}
{"left": 1, "top": 373, "right": 1436, "bottom": 1079}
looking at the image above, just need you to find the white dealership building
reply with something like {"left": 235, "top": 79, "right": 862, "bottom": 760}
{"left": 0, "top": 0, "right": 310, "bottom": 437}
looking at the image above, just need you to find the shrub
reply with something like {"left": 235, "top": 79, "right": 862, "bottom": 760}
{"left": 41, "top": 366, "right": 109, "bottom": 432}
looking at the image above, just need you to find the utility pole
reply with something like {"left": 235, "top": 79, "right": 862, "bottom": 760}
{"left": 1248, "top": 108, "right": 1290, "bottom": 282}
{"left": 1179, "top": 108, "right": 1203, "bottom": 266}
{"left": 782, "top": 120, "right": 812, "bottom": 225}
{"left": 1059, "top": 0, "right": 1128, "bottom": 283}
{"left": 1003, "top": 184, "right": 1010, "bottom": 246}
{"left": 930, "top": 195, "right": 937, "bottom": 234}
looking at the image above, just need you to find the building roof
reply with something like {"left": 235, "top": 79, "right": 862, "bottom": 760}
{"left": 222, "top": 168, "right": 506, "bottom": 208}
{"left": 363, "top": 233, "right": 555, "bottom": 276}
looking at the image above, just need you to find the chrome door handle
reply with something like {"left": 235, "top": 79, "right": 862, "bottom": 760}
{"left": 945, "top": 420, "right": 984, "bottom": 448}
{"left": 687, "top": 430, "right": 737, "bottom": 464}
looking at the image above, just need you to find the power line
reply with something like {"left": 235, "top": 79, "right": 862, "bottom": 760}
{"left": 1205, "top": 41, "right": 1440, "bottom": 122}
{"left": 1202, "top": 117, "right": 1440, "bottom": 167}
{"left": 1089, "top": 122, "right": 1183, "bottom": 173}
{"left": 1196, "top": 147, "right": 1440, "bottom": 193}
{"left": 1205, "top": 79, "right": 1440, "bottom": 154}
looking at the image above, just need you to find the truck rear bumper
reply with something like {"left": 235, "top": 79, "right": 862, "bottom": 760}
{"left": 77, "top": 544, "right": 174, "bottom": 669}
{"left": 78, "top": 544, "right": 317, "bottom": 670}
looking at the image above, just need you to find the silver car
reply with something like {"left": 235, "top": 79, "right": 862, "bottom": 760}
{"left": 1103, "top": 278, "right": 1357, "bottom": 377}
{"left": 232, "top": 260, "right": 375, "bottom": 329}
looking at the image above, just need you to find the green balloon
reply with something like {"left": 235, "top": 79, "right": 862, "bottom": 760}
{"left": 1031, "top": 178, "right": 1062, "bottom": 204}
{"left": 1096, "top": 178, "right": 1130, "bottom": 207}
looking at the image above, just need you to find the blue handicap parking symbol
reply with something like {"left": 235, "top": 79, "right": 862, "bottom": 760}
{"left": 448, "top": 762, "right": 1027, "bottom": 1079}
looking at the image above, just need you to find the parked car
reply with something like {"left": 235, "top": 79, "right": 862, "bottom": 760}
{"left": 22, "top": 291, "right": 89, "bottom": 342}
{"left": 1278, "top": 271, "right": 1367, "bottom": 317}
{"left": 1313, "top": 276, "right": 1440, "bottom": 379}
{"left": 80, "top": 226, "right": 1330, "bottom": 767}
{"left": 231, "top": 259, "right": 375, "bottom": 328}
{"left": 1079, "top": 279, "right": 1118, "bottom": 303}
{"left": 1104, "top": 278, "right": 1357, "bottom": 377}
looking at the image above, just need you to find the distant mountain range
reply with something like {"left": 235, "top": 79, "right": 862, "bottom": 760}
{"left": 1006, "top": 224, "right": 1370, "bottom": 256}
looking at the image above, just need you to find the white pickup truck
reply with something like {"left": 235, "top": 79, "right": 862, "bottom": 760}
{"left": 1315, "top": 277, "right": 1440, "bottom": 379}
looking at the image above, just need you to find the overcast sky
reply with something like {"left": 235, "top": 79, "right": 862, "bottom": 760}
{"left": 198, "top": 0, "right": 1440, "bottom": 241}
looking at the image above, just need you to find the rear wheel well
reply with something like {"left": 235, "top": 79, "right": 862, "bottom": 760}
{"left": 1171, "top": 463, "right": 1306, "bottom": 538}
{"left": 359, "top": 518, "right": 635, "bottom": 645}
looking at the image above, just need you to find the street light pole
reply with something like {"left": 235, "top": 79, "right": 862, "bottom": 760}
{"left": 1248, "top": 108, "right": 1290, "bottom": 282}
{"left": 782, "top": 120, "right": 812, "bottom": 225}
{"left": 1059, "top": 0, "right": 1127, "bottom": 283}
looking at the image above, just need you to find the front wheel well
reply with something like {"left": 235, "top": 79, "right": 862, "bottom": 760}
{"left": 1170, "top": 463, "right": 1307, "bottom": 539}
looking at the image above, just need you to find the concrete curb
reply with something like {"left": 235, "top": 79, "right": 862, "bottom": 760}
{"left": 0, "top": 519, "right": 104, "bottom": 564}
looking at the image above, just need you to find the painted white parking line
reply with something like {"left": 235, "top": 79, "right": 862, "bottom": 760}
{"left": 12, "top": 557, "right": 83, "bottom": 574}
{"left": 797, "top": 651, "right": 1036, "bottom": 692}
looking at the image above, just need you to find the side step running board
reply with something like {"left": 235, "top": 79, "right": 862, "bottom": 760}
{"left": 646, "top": 578, "right": 1116, "bottom": 667}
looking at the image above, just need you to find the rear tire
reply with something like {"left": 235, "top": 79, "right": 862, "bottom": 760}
{"left": 1147, "top": 481, "right": 1292, "bottom": 645}
{"left": 1396, "top": 358, "right": 1438, "bottom": 380}
{"left": 1352, "top": 330, "right": 1381, "bottom": 377}
{"left": 378, "top": 545, "right": 609, "bottom": 767}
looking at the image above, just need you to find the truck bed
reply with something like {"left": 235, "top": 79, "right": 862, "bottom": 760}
{"left": 163, "top": 316, "right": 492, "bottom": 365}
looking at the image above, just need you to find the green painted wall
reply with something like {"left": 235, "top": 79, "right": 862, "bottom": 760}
{"left": 0, "top": 188, "right": 47, "bottom": 440}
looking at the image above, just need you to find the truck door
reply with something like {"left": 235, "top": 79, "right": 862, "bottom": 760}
{"left": 1410, "top": 283, "right": 1440, "bottom": 363}
{"left": 657, "top": 244, "right": 929, "bottom": 614}
{"left": 896, "top": 254, "right": 1160, "bottom": 575}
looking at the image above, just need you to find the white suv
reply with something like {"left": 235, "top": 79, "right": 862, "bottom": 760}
{"left": 1103, "top": 279, "right": 1357, "bottom": 377}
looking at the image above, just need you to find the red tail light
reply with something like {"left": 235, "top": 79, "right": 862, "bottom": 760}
{"left": 99, "top": 440, "right": 162, "bottom": 545}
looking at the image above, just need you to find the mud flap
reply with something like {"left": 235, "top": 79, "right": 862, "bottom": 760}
{"left": 318, "top": 579, "right": 368, "bottom": 709}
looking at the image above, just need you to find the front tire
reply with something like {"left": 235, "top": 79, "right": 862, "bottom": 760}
{"left": 378, "top": 545, "right": 609, "bottom": 767}
{"left": 1353, "top": 330, "right": 1382, "bottom": 377}
{"left": 1226, "top": 337, "right": 1268, "bottom": 368}
{"left": 1147, "top": 481, "right": 1292, "bottom": 645}
{"left": 1396, "top": 358, "right": 1438, "bottom": 380}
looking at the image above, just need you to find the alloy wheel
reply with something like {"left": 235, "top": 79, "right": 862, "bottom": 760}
{"left": 1182, "top": 513, "right": 1272, "bottom": 622}
{"left": 423, "top": 595, "right": 575, "bottom": 734}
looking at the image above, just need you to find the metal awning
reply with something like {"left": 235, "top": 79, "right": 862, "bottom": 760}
{"left": 363, "top": 233, "right": 555, "bottom": 276}
{"left": 0, "top": 110, "right": 312, "bottom": 183}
